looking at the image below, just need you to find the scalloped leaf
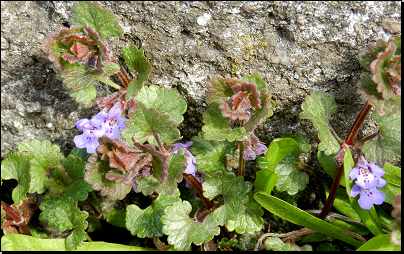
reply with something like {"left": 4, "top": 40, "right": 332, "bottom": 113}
{"left": 18, "top": 140, "right": 64, "bottom": 195}
{"left": 206, "top": 74, "right": 240, "bottom": 104}
{"left": 59, "top": 155, "right": 93, "bottom": 202}
{"left": 189, "top": 132, "right": 238, "bottom": 175}
{"left": 265, "top": 237, "right": 312, "bottom": 251}
{"left": 362, "top": 111, "right": 401, "bottom": 167}
{"left": 122, "top": 102, "right": 181, "bottom": 146}
{"left": 135, "top": 149, "right": 186, "bottom": 196}
{"left": 357, "top": 72, "right": 401, "bottom": 116}
{"left": 136, "top": 84, "right": 186, "bottom": 125}
{"left": 203, "top": 171, "right": 251, "bottom": 226}
{"left": 38, "top": 195, "right": 88, "bottom": 251}
{"left": 370, "top": 41, "right": 398, "bottom": 99}
{"left": 72, "top": 1, "right": 123, "bottom": 41}
{"left": 161, "top": 201, "right": 220, "bottom": 251}
{"left": 274, "top": 133, "right": 310, "bottom": 195}
{"left": 126, "top": 189, "right": 181, "bottom": 238}
{"left": 244, "top": 90, "right": 275, "bottom": 133}
{"left": 299, "top": 91, "right": 340, "bottom": 156}
{"left": 202, "top": 102, "right": 249, "bottom": 141}
{"left": 60, "top": 61, "right": 120, "bottom": 90}
{"left": 1, "top": 152, "right": 34, "bottom": 205}
{"left": 85, "top": 156, "right": 133, "bottom": 200}
{"left": 225, "top": 193, "right": 264, "bottom": 234}
{"left": 359, "top": 38, "right": 388, "bottom": 71}
{"left": 123, "top": 45, "right": 152, "bottom": 100}
{"left": 254, "top": 137, "right": 298, "bottom": 195}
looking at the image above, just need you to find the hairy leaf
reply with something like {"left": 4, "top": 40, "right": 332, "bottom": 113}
{"left": 244, "top": 90, "right": 275, "bottom": 133}
{"left": 85, "top": 156, "right": 133, "bottom": 200}
{"left": 122, "top": 102, "right": 181, "bottom": 146}
{"left": 357, "top": 72, "right": 401, "bottom": 116}
{"left": 359, "top": 38, "right": 388, "bottom": 71}
{"left": 72, "top": 1, "right": 123, "bottom": 41}
{"left": 1, "top": 152, "right": 33, "bottom": 204}
{"left": 274, "top": 133, "right": 310, "bottom": 195}
{"left": 126, "top": 189, "right": 181, "bottom": 238}
{"left": 122, "top": 45, "right": 152, "bottom": 100}
{"left": 189, "top": 132, "right": 237, "bottom": 175}
{"left": 202, "top": 102, "right": 249, "bottom": 141}
{"left": 18, "top": 140, "right": 64, "bottom": 194}
{"left": 161, "top": 201, "right": 220, "bottom": 251}
{"left": 206, "top": 74, "right": 240, "bottom": 104}
{"left": 362, "top": 111, "right": 401, "bottom": 167}
{"left": 225, "top": 193, "right": 264, "bottom": 234}
{"left": 135, "top": 149, "right": 186, "bottom": 195}
{"left": 203, "top": 171, "right": 251, "bottom": 225}
{"left": 243, "top": 72, "right": 266, "bottom": 91}
{"left": 299, "top": 91, "right": 340, "bottom": 156}
{"left": 68, "top": 82, "right": 97, "bottom": 105}
{"left": 136, "top": 84, "right": 186, "bottom": 125}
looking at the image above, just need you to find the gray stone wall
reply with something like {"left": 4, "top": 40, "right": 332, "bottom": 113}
{"left": 1, "top": 1, "right": 401, "bottom": 161}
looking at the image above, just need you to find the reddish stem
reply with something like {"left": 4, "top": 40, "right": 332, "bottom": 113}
{"left": 1, "top": 201, "right": 31, "bottom": 236}
{"left": 318, "top": 100, "right": 372, "bottom": 219}
{"left": 183, "top": 174, "right": 213, "bottom": 209}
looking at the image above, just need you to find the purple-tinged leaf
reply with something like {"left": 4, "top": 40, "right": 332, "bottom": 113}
{"left": 206, "top": 74, "right": 240, "bottom": 104}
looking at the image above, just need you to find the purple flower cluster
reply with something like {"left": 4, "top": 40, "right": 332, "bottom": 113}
{"left": 74, "top": 102, "right": 127, "bottom": 153}
{"left": 243, "top": 133, "right": 268, "bottom": 160}
{"left": 349, "top": 155, "right": 386, "bottom": 210}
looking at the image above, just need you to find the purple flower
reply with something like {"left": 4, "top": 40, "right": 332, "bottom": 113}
{"left": 170, "top": 141, "right": 197, "bottom": 175}
{"left": 73, "top": 118, "right": 105, "bottom": 153}
{"left": 349, "top": 155, "right": 386, "bottom": 210}
{"left": 243, "top": 147, "right": 256, "bottom": 160}
{"left": 73, "top": 102, "right": 127, "bottom": 154}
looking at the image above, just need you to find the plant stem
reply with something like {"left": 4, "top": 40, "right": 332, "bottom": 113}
{"left": 111, "top": 58, "right": 131, "bottom": 88}
{"left": 96, "top": 77, "right": 122, "bottom": 90}
{"left": 238, "top": 140, "right": 245, "bottom": 177}
{"left": 345, "top": 101, "right": 372, "bottom": 146}
{"left": 1, "top": 201, "right": 31, "bottom": 236}
{"left": 318, "top": 100, "right": 372, "bottom": 219}
{"left": 183, "top": 173, "right": 213, "bottom": 209}
{"left": 85, "top": 198, "right": 102, "bottom": 219}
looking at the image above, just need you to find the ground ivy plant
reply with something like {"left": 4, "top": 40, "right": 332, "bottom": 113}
{"left": 1, "top": 1, "right": 401, "bottom": 251}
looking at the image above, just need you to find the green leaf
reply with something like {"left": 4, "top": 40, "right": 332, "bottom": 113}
{"left": 380, "top": 163, "right": 401, "bottom": 204}
{"left": 39, "top": 195, "right": 88, "bottom": 251}
{"left": 362, "top": 111, "right": 401, "bottom": 167}
{"left": 254, "top": 192, "right": 363, "bottom": 247}
{"left": 68, "top": 81, "right": 96, "bottom": 105}
{"left": 126, "top": 189, "right": 181, "bottom": 238}
{"left": 299, "top": 91, "right": 340, "bottom": 156}
{"left": 1, "top": 234, "right": 157, "bottom": 251}
{"left": 190, "top": 132, "right": 238, "bottom": 175}
{"left": 60, "top": 155, "right": 93, "bottom": 202}
{"left": 161, "top": 201, "right": 220, "bottom": 251}
{"left": 343, "top": 148, "right": 384, "bottom": 236}
{"left": 203, "top": 171, "right": 251, "bottom": 226}
{"left": 122, "top": 102, "right": 181, "bottom": 146}
{"left": 1, "top": 152, "right": 33, "bottom": 204}
{"left": 356, "top": 234, "right": 401, "bottom": 251}
{"left": 85, "top": 157, "right": 133, "bottom": 200}
{"left": 72, "top": 1, "right": 123, "bottom": 41}
{"left": 106, "top": 210, "right": 127, "bottom": 228}
{"left": 333, "top": 187, "right": 361, "bottom": 221}
{"left": 206, "top": 74, "right": 240, "bottom": 104}
{"left": 225, "top": 193, "right": 264, "bottom": 234}
{"left": 18, "top": 140, "right": 64, "bottom": 194}
{"left": 274, "top": 133, "right": 310, "bottom": 195}
{"left": 60, "top": 62, "right": 120, "bottom": 91}
{"left": 254, "top": 137, "right": 298, "bottom": 195}
{"left": 136, "top": 84, "right": 186, "bottom": 125}
{"left": 122, "top": 45, "right": 152, "bottom": 100}
{"left": 202, "top": 102, "right": 249, "bottom": 141}
{"left": 330, "top": 219, "right": 370, "bottom": 236}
